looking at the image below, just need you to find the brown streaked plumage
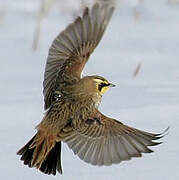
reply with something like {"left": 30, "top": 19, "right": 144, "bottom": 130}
{"left": 17, "top": 3, "right": 168, "bottom": 176}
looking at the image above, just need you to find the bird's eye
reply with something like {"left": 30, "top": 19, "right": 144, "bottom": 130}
{"left": 98, "top": 82, "right": 109, "bottom": 92}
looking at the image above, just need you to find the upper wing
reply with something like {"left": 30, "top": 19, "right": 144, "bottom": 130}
{"left": 63, "top": 110, "right": 167, "bottom": 166}
{"left": 43, "top": 3, "right": 114, "bottom": 110}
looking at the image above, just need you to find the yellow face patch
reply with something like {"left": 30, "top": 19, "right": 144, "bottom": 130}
{"left": 94, "top": 78, "right": 110, "bottom": 95}
{"left": 100, "top": 86, "right": 110, "bottom": 94}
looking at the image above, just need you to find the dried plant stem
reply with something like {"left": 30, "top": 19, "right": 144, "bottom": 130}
{"left": 133, "top": 62, "right": 142, "bottom": 78}
{"left": 0, "top": 9, "right": 6, "bottom": 24}
{"left": 32, "top": 17, "right": 42, "bottom": 51}
{"left": 168, "top": 0, "right": 179, "bottom": 5}
{"left": 32, "top": 0, "right": 56, "bottom": 51}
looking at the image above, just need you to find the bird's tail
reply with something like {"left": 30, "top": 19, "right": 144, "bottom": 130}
{"left": 17, "top": 132, "right": 62, "bottom": 175}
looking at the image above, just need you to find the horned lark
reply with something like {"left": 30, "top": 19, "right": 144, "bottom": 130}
{"left": 17, "top": 3, "right": 167, "bottom": 176}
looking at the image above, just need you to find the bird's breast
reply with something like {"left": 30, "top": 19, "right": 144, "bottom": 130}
{"left": 92, "top": 93, "right": 102, "bottom": 109}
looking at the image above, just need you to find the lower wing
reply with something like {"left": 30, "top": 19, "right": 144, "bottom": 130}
{"left": 63, "top": 110, "right": 168, "bottom": 166}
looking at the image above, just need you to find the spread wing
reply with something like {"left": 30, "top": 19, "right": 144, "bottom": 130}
{"left": 63, "top": 110, "right": 168, "bottom": 166}
{"left": 43, "top": 3, "right": 114, "bottom": 110}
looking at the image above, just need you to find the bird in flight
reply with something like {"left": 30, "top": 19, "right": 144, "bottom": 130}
{"left": 17, "top": 2, "right": 167, "bottom": 176}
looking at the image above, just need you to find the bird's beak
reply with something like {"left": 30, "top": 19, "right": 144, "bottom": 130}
{"left": 109, "top": 83, "right": 116, "bottom": 87}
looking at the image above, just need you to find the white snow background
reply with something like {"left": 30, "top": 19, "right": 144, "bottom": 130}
{"left": 0, "top": 0, "right": 178, "bottom": 179}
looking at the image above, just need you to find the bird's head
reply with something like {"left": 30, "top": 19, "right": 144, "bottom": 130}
{"left": 81, "top": 75, "right": 115, "bottom": 96}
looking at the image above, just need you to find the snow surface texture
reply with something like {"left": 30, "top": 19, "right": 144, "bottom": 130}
{"left": 0, "top": 0, "right": 178, "bottom": 179}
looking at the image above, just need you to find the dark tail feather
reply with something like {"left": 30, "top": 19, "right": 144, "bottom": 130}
{"left": 17, "top": 135, "right": 62, "bottom": 175}
{"left": 17, "top": 135, "right": 36, "bottom": 167}
{"left": 40, "top": 141, "right": 62, "bottom": 175}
